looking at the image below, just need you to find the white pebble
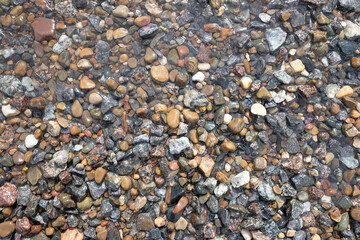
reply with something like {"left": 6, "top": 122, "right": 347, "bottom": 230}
{"left": 25, "top": 134, "right": 38, "bottom": 148}
{"left": 192, "top": 72, "right": 205, "bottom": 82}
{"left": 2, "top": 104, "right": 20, "bottom": 117}
{"left": 223, "top": 114, "right": 232, "bottom": 124}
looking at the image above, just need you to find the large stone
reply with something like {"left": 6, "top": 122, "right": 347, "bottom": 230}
{"left": 199, "top": 157, "right": 215, "bottom": 177}
{"left": 61, "top": 229, "right": 84, "bottom": 240}
{"left": 168, "top": 137, "right": 191, "bottom": 154}
{"left": 0, "top": 183, "right": 17, "bottom": 207}
{"left": 230, "top": 171, "right": 250, "bottom": 188}
{"left": 0, "top": 221, "right": 15, "bottom": 238}
{"left": 167, "top": 109, "right": 180, "bottom": 128}
{"left": 0, "top": 75, "right": 23, "bottom": 97}
{"left": 344, "top": 20, "right": 360, "bottom": 40}
{"left": 265, "top": 27, "right": 287, "bottom": 51}
{"left": 136, "top": 213, "right": 155, "bottom": 231}
{"left": 31, "top": 17, "right": 55, "bottom": 41}
{"left": 151, "top": 65, "right": 169, "bottom": 82}
{"left": 112, "top": 5, "right": 129, "bottom": 18}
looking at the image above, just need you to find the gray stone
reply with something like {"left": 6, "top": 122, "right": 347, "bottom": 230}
{"left": 274, "top": 71, "right": 292, "bottom": 84}
{"left": 0, "top": 75, "right": 23, "bottom": 97}
{"left": 53, "top": 35, "right": 73, "bottom": 54}
{"left": 265, "top": 27, "right": 287, "bottom": 51}
{"left": 258, "top": 182, "right": 277, "bottom": 201}
{"left": 133, "top": 143, "right": 151, "bottom": 158}
{"left": 229, "top": 171, "right": 250, "bottom": 188}
{"left": 206, "top": 195, "right": 219, "bottom": 213}
{"left": 21, "top": 77, "right": 34, "bottom": 91}
{"left": 87, "top": 14, "right": 104, "bottom": 32}
{"left": 101, "top": 199, "right": 113, "bottom": 217}
{"left": 169, "top": 137, "right": 191, "bottom": 154}
{"left": 17, "top": 185, "right": 31, "bottom": 206}
{"left": 87, "top": 181, "right": 106, "bottom": 199}
{"left": 133, "top": 134, "right": 150, "bottom": 144}
{"left": 339, "top": 0, "right": 360, "bottom": 12}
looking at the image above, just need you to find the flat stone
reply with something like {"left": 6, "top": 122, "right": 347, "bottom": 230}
{"left": 27, "top": 166, "right": 42, "bottom": 185}
{"left": 336, "top": 86, "right": 353, "bottom": 98}
{"left": 71, "top": 100, "right": 83, "bottom": 118}
{"left": 230, "top": 171, "right": 250, "bottom": 188}
{"left": 183, "top": 109, "right": 199, "bottom": 123}
{"left": 274, "top": 71, "right": 292, "bottom": 84}
{"left": 61, "top": 229, "right": 84, "bottom": 240}
{"left": 113, "top": 28, "right": 128, "bottom": 39}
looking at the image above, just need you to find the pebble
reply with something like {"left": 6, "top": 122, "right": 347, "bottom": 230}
{"left": 151, "top": 65, "right": 169, "bottom": 82}
{"left": 112, "top": 5, "right": 129, "bottom": 18}
{"left": 31, "top": 17, "right": 55, "bottom": 41}
{"left": 240, "top": 76, "right": 252, "bottom": 89}
{"left": 167, "top": 109, "right": 180, "bottom": 128}
{"left": 251, "top": 103, "right": 267, "bottom": 116}
{"left": 0, "top": 221, "right": 15, "bottom": 238}
{"left": 230, "top": 171, "right": 250, "bottom": 188}
{"left": 80, "top": 76, "right": 96, "bottom": 90}
{"left": 183, "top": 109, "right": 199, "bottom": 123}
{"left": 199, "top": 157, "right": 215, "bottom": 177}
{"left": 25, "top": 134, "right": 38, "bottom": 148}
{"left": 71, "top": 100, "right": 83, "bottom": 118}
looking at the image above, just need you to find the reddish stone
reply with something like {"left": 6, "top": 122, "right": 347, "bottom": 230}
{"left": 0, "top": 183, "right": 17, "bottom": 207}
{"left": 59, "top": 171, "right": 72, "bottom": 184}
{"left": 232, "top": 65, "right": 245, "bottom": 77}
{"left": 86, "top": 145, "right": 108, "bottom": 165}
{"left": 196, "top": 44, "right": 212, "bottom": 63}
{"left": 29, "top": 97, "right": 46, "bottom": 110}
{"left": 172, "top": 196, "right": 188, "bottom": 214}
{"left": 276, "top": 46, "right": 288, "bottom": 65}
{"left": 31, "top": 17, "right": 55, "bottom": 42}
{"left": 325, "top": 188, "right": 337, "bottom": 196}
{"left": 151, "top": 145, "right": 165, "bottom": 157}
{"left": 155, "top": 176, "right": 165, "bottom": 187}
{"left": 168, "top": 161, "right": 179, "bottom": 171}
{"left": 248, "top": 202, "right": 261, "bottom": 215}
{"left": 30, "top": 225, "right": 42, "bottom": 234}
{"left": 1, "top": 125, "right": 15, "bottom": 144}
{"left": 134, "top": 15, "right": 151, "bottom": 27}
{"left": 308, "top": 186, "right": 324, "bottom": 200}
{"left": 301, "top": 212, "right": 316, "bottom": 227}
{"left": 10, "top": 96, "right": 28, "bottom": 111}
{"left": 139, "top": 165, "right": 153, "bottom": 184}
{"left": 16, "top": 217, "right": 31, "bottom": 234}
{"left": 176, "top": 46, "right": 189, "bottom": 59}
{"left": 281, "top": 153, "right": 303, "bottom": 174}
{"left": 203, "top": 223, "right": 216, "bottom": 239}
{"left": 203, "top": 23, "right": 220, "bottom": 33}
{"left": 298, "top": 85, "right": 318, "bottom": 99}
{"left": 61, "top": 228, "right": 84, "bottom": 240}
{"left": 35, "top": 0, "right": 52, "bottom": 11}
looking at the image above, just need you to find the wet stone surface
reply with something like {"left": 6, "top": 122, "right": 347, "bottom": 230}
{"left": 0, "top": 0, "right": 360, "bottom": 239}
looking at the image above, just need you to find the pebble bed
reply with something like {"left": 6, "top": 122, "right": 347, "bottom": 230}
{"left": 0, "top": 0, "right": 360, "bottom": 239}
